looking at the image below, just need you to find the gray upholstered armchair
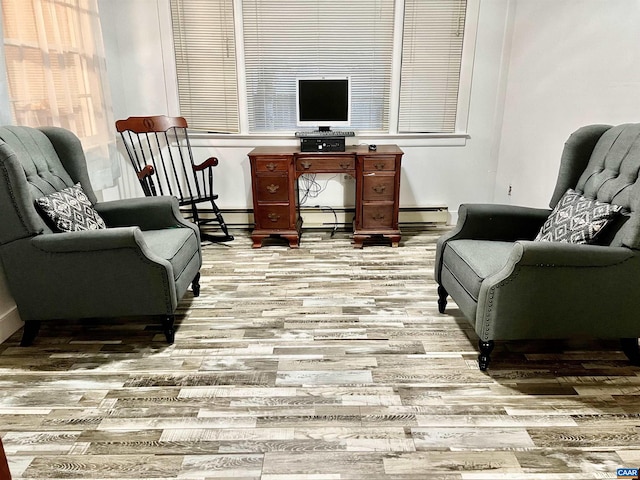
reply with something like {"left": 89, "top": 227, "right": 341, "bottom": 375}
{"left": 0, "top": 125, "right": 202, "bottom": 345}
{"left": 435, "top": 123, "right": 640, "bottom": 370}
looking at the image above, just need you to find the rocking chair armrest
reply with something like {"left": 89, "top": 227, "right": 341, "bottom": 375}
{"left": 137, "top": 164, "right": 155, "bottom": 180}
{"left": 193, "top": 156, "right": 219, "bottom": 171}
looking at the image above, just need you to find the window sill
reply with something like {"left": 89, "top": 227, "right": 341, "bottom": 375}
{"left": 188, "top": 131, "right": 469, "bottom": 148}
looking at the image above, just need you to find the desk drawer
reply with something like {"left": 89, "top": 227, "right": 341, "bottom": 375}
{"left": 254, "top": 157, "right": 290, "bottom": 173}
{"left": 363, "top": 175, "right": 395, "bottom": 201}
{"left": 361, "top": 204, "right": 395, "bottom": 229}
{"left": 254, "top": 204, "right": 292, "bottom": 229}
{"left": 255, "top": 176, "right": 289, "bottom": 202}
{"left": 362, "top": 156, "right": 397, "bottom": 172}
{"left": 296, "top": 156, "right": 355, "bottom": 173}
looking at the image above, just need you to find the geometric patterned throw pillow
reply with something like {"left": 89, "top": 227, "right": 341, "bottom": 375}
{"left": 534, "top": 188, "right": 623, "bottom": 244}
{"left": 35, "top": 182, "right": 107, "bottom": 232}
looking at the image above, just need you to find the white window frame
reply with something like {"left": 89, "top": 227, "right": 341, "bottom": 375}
{"left": 159, "top": 0, "right": 479, "bottom": 145}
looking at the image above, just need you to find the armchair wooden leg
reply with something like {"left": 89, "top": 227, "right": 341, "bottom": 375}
{"left": 192, "top": 272, "right": 201, "bottom": 297}
{"left": 621, "top": 338, "right": 640, "bottom": 365}
{"left": 478, "top": 340, "right": 495, "bottom": 371}
{"left": 437, "top": 285, "right": 448, "bottom": 313}
{"left": 20, "top": 320, "right": 41, "bottom": 346}
{"left": 162, "top": 315, "right": 176, "bottom": 344}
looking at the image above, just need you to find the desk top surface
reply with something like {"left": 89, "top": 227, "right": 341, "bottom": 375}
{"left": 249, "top": 144, "right": 403, "bottom": 156}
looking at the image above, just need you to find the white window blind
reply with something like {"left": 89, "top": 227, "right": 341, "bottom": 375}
{"left": 398, "top": 0, "right": 467, "bottom": 133}
{"left": 170, "top": 0, "right": 239, "bottom": 133}
{"left": 169, "top": 0, "right": 470, "bottom": 134}
{"left": 242, "top": 0, "right": 395, "bottom": 133}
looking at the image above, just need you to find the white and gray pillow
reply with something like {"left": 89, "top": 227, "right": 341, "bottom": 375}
{"left": 535, "top": 189, "right": 622, "bottom": 244}
{"left": 35, "top": 182, "right": 106, "bottom": 232}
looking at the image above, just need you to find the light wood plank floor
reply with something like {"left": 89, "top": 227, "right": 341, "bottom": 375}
{"left": 1, "top": 228, "right": 639, "bottom": 479}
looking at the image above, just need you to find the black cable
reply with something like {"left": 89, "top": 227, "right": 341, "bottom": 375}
{"left": 297, "top": 176, "right": 340, "bottom": 235}
{"left": 319, "top": 205, "right": 339, "bottom": 236}
{"left": 298, "top": 174, "right": 336, "bottom": 205}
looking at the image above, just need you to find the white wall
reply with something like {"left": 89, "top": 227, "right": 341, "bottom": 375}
{"left": 99, "top": 0, "right": 514, "bottom": 218}
{"left": 494, "top": 0, "right": 640, "bottom": 207}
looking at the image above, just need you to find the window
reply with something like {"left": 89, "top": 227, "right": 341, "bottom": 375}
{"left": 170, "top": 0, "right": 469, "bottom": 135}
{"left": 170, "top": 0, "right": 239, "bottom": 133}
{"left": 1, "top": 0, "right": 117, "bottom": 189}
{"left": 242, "top": 0, "right": 394, "bottom": 133}
{"left": 399, "top": 0, "right": 467, "bottom": 133}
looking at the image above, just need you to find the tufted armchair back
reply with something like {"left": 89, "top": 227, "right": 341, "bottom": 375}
{"left": 550, "top": 123, "right": 640, "bottom": 249}
{"left": 0, "top": 126, "right": 97, "bottom": 244}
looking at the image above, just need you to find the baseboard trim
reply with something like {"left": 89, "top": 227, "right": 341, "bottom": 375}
{"left": 194, "top": 206, "right": 450, "bottom": 229}
{"left": 0, "top": 305, "right": 22, "bottom": 344}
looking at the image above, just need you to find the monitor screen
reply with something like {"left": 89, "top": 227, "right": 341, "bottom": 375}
{"left": 296, "top": 77, "right": 351, "bottom": 128}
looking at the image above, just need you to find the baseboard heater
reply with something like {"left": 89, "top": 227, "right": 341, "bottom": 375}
{"left": 185, "top": 206, "right": 449, "bottom": 229}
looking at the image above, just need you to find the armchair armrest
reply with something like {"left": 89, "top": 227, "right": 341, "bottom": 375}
{"left": 31, "top": 226, "right": 146, "bottom": 252}
{"left": 435, "top": 204, "right": 551, "bottom": 280}
{"left": 513, "top": 241, "right": 634, "bottom": 267}
{"left": 447, "top": 204, "right": 551, "bottom": 242}
{"left": 30, "top": 227, "right": 170, "bottom": 276}
{"left": 6, "top": 228, "right": 177, "bottom": 321}
{"left": 95, "top": 196, "right": 196, "bottom": 232}
{"left": 477, "top": 241, "right": 639, "bottom": 340}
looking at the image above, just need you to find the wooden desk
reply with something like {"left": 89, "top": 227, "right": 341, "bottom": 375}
{"left": 248, "top": 145, "right": 403, "bottom": 248}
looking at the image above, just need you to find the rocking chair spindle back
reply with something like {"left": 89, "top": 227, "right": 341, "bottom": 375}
{"left": 116, "top": 115, "right": 233, "bottom": 243}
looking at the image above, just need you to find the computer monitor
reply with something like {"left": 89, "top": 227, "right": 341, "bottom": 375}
{"left": 296, "top": 77, "right": 351, "bottom": 129}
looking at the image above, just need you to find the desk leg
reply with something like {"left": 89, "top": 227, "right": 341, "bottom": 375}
{"left": 283, "top": 234, "right": 300, "bottom": 248}
{"left": 251, "top": 234, "right": 265, "bottom": 248}
{"left": 251, "top": 232, "right": 300, "bottom": 248}
{"left": 352, "top": 233, "right": 401, "bottom": 249}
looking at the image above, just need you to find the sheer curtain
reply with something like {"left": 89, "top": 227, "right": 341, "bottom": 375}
{"left": 1, "top": 0, "right": 118, "bottom": 191}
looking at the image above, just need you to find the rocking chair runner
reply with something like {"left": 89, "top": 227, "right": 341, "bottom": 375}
{"left": 116, "top": 115, "right": 234, "bottom": 243}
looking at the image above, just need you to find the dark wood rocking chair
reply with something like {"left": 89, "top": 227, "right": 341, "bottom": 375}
{"left": 116, "top": 115, "right": 234, "bottom": 243}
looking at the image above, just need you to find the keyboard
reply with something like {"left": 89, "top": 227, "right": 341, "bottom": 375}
{"left": 295, "top": 130, "right": 355, "bottom": 137}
